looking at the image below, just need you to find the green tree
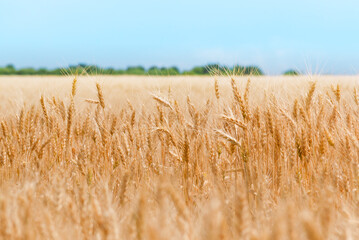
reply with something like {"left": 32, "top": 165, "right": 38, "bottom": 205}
{"left": 148, "top": 66, "right": 161, "bottom": 75}
{"left": 114, "top": 69, "right": 126, "bottom": 75}
{"left": 6, "top": 64, "right": 15, "bottom": 72}
{"left": 49, "top": 68, "right": 63, "bottom": 75}
{"left": 0, "top": 64, "right": 16, "bottom": 75}
{"left": 126, "top": 66, "right": 145, "bottom": 75}
{"left": 283, "top": 69, "right": 299, "bottom": 75}
{"left": 17, "top": 68, "right": 36, "bottom": 75}
{"left": 167, "top": 66, "right": 180, "bottom": 75}
{"left": 103, "top": 68, "right": 115, "bottom": 75}
{"left": 184, "top": 66, "right": 208, "bottom": 75}
{"left": 37, "top": 68, "right": 49, "bottom": 75}
{"left": 232, "top": 65, "right": 263, "bottom": 75}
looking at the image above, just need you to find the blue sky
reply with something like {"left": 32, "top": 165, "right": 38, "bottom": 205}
{"left": 1, "top": 0, "right": 359, "bottom": 74}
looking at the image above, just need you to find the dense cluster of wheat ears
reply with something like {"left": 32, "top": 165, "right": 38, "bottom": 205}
{"left": 0, "top": 75, "right": 358, "bottom": 239}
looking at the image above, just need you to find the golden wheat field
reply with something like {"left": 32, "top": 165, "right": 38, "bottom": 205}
{"left": 0, "top": 75, "right": 359, "bottom": 239}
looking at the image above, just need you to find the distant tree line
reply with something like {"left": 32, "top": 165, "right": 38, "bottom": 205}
{"left": 0, "top": 63, "right": 299, "bottom": 76}
{"left": 283, "top": 69, "right": 300, "bottom": 75}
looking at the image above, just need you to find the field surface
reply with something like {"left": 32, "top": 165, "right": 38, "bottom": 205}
{"left": 0, "top": 75, "right": 359, "bottom": 239}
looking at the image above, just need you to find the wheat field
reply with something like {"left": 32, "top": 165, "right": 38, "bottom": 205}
{"left": 0, "top": 75, "right": 359, "bottom": 239}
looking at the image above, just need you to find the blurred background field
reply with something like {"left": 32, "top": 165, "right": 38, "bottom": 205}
{"left": 0, "top": 75, "right": 358, "bottom": 113}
